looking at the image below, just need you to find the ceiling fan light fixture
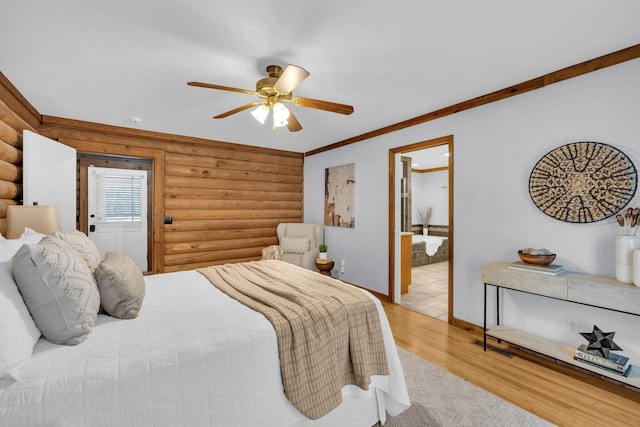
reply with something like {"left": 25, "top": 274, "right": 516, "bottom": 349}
{"left": 188, "top": 64, "right": 354, "bottom": 132}
{"left": 251, "top": 104, "right": 270, "bottom": 124}
{"left": 272, "top": 102, "right": 290, "bottom": 128}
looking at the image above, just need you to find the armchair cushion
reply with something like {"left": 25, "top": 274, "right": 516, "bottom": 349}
{"left": 280, "top": 237, "right": 311, "bottom": 254}
{"left": 276, "top": 223, "right": 324, "bottom": 271}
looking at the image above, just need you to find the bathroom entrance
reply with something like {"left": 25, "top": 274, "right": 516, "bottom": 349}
{"left": 389, "top": 135, "right": 453, "bottom": 323}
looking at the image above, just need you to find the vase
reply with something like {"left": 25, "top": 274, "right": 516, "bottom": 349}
{"left": 319, "top": 252, "right": 327, "bottom": 260}
{"left": 633, "top": 250, "right": 640, "bottom": 287}
{"left": 615, "top": 235, "right": 640, "bottom": 283}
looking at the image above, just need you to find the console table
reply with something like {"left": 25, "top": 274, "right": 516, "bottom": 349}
{"left": 482, "top": 262, "right": 640, "bottom": 390}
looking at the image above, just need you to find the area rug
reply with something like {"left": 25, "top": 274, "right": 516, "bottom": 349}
{"left": 384, "top": 347, "right": 555, "bottom": 427}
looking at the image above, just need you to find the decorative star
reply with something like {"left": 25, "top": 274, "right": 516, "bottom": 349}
{"left": 579, "top": 325, "right": 622, "bottom": 359}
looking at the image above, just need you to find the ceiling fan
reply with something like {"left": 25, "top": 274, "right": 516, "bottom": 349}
{"left": 187, "top": 64, "right": 354, "bottom": 132}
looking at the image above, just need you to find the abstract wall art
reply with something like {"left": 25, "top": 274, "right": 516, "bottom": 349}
{"left": 324, "top": 163, "right": 356, "bottom": 228}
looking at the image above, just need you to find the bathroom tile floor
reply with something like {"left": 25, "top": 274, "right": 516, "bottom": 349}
{"left": 400, "top": 261, "right": 448, "bottom": 322}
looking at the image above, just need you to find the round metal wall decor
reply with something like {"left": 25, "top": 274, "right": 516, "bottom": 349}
{"left": 528, "top": 142, "right": 637, "bottom": 223}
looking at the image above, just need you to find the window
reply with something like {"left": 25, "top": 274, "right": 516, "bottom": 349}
{"left": 91, "top": 169, "right": 145, "bottom": 223}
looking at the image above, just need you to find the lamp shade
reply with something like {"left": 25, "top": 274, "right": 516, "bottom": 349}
{"left": 6, "top": 205, "right": 61, "bottom": 239}
{"left": 272, "top": 102, "right": 290, "bottom": 128}
{"left": 250, "top": 104, "right": 270, "bottom": 124}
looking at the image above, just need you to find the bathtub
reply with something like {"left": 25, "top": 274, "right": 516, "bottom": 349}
{"left": 411, "top": 234, "right": 449, "bottom": 267}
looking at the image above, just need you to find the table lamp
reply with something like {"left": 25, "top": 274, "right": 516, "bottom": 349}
{"left": 6, "top": 204, "right": 61, "bottom": 239}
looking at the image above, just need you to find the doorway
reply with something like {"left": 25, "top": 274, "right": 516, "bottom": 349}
{"left": 78, "top": 154, "right": 153, "bottom": 273}
{"left": 88, "top": 166, "right": 148, "bottom": 271}
{"left": 388, "top": 135, "right": 453, "bottom": 323}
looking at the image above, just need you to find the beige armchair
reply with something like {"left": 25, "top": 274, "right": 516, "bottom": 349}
{"left": 273, "top": 223, "right": 324, "bottom": 270}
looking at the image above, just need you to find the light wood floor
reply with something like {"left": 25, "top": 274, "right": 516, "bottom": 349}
{"left": 384, "top": 302, "right": 640, "bottom": 427}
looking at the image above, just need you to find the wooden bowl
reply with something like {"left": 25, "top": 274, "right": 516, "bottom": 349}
{"left": 517, "top": 250, "right": 556, "bottom": 265}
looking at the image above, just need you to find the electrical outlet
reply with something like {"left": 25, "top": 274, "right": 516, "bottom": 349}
{"left": 340, "top": 259, "right": 345, "bottom": 274}
{"left": 567, "top": 318, "right": 579, "bottom": 334}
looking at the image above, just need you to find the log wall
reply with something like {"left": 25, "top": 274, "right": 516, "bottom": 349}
{"left": 39, "top": 116, "right": 304, "bottom": 273}
{"left": 0, "top": 73, "right": 40, "bottom": 235}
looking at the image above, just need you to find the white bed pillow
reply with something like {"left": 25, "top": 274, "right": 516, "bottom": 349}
{"left": 279, "top": 237, "right": 311, "bottom": 254}
{"left": 0, "top": 228, "right": 46, "bottom": 262}
{"left": 0, "top": 260, "right": 41, "bottom": 381}
{"left": 12, "top": 237, "right": 100, "bottom": 345}
{"left": 19, "top": 227, "right": 48, "bottom": 242}
{"left": 0, "top": 229, "right": 48, "bottom": 382}
{"left": 95, "top": 252, "right": 145, "bottom": 319}
{"left": 53, "top": 230, "right": 101, "bottom": 273}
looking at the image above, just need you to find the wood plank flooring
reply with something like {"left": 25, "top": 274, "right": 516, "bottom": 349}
{"left": 384, "top": 302, "right": 640, "bottom": 427}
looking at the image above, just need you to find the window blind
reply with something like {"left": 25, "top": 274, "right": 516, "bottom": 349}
{"left": 92, "top": 173, "right": 143, "bottom": 223}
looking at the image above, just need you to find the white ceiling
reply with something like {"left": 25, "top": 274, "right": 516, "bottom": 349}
{"left": 1, "top": 1, "right": 639, "bottom": 154}
{"left": 407, "top": 145, "right": 450, "bottom": 170}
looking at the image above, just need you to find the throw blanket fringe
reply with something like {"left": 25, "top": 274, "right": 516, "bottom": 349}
{"left": 197, "top": 259, "right": 389, "bottom": 419}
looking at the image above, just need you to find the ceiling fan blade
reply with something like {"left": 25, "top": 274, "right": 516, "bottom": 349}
{"left": 293, "top": 97, "right": 354, "bottom": 115}
{"left": 188, "top": 81, "right": 256, "bottom": 95}
{"left": 274, "top": 65, "right": 310, "bottom": 93}
{"left": 213, "top": 102, "right": 261, "bottom": 119}
{"left": 286, "top": 108, "right": 302, "bottom": 132}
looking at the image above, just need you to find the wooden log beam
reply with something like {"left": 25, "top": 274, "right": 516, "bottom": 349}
{"left": 164, "top": 209, "right": 301, "bottom": 221}
{"left": 0, "top": 120, "right": 22, "bottom": 148}
{"left": 165, "top": 152, "right": 302, "bottom": 176}
{"left": 0, "top": 180, "right": 21, "bottom": 199}
{"left": 0, "top": 139, "right": 22, "bottom": 164}
{"left": 164, "top": 198, "right": 301, "bottom": 211}
{"left": 0, "top": 99, "right": 38, "bottom": 134}
{"left": 164, "top": 226, "right": 277, "bottom": 243}
{"left": 0, "top": 159, "right": 21, "bottom": 182}
{"left": 165, "top": 176, "right": 302, "bottom": 193}
{"left": 165, "top": 236, "right": 278, "bottom": 254}
{"left": 165, "top": 164, "right": 303, "bottom": 184}
{"left": 163, "top": 218, "right": 282, "bottom": 233}
{"left": 0, "top": 71, "right": 41, "bottom": 130}
{"left": 164, "top": 187, "right": 301, "bottom": 202}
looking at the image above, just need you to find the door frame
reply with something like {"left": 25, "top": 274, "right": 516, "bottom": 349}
{"left": 388, "top": 135, "right": 454, "bottom": 322}
{"left": 78, "top": 154, "right": 154, "bottom": 273}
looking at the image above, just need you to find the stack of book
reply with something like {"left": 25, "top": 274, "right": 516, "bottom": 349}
{"left": 508, "top": 261, "right": 564, "bottom": 276}
{"left": 574, "top": 344, "right": 632, "bottom": 377}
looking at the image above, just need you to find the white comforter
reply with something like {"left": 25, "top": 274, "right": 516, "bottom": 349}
{"left": 0, "top": 270, "right": 409, "bottom": 426}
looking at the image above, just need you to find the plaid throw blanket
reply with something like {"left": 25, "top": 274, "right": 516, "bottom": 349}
{"left": 197, "top": 259, "right": 389, "bottom": 419}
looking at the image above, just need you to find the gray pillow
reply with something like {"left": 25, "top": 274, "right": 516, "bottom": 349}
{"left": 12, "top": 239, "right": 100, "bottom": 345}
{"left": 95, "top": 252, "right": 145, "bottom": 319}
{"left": 53, "top": 230, "right": 102, "bottom": 273}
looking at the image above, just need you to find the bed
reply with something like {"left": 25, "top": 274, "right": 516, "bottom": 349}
{"left": 0, "top": 231, "right": 410, "bottom": 426}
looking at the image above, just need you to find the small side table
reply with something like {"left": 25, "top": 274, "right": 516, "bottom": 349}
{"left": 316, "top": 258, "right": 335, "bottom": 277}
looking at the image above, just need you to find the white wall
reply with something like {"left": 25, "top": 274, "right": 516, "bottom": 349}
{"left": 411, "top": 170, "right": 449, "bottom": 226}
{"left": 304, "top": 58, "right": 640, "bottom": 362}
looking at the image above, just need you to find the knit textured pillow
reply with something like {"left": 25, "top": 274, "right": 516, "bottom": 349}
{"left": 12, "top": 237, "right": 100, "bottom": 345}
{"left": 279, "top": 237, "right": 311, "bottom": 254}
{"left": 95, "top": 252, "right": 145, "bottom": 319}
{"left": 53, "top": 230, "right": 102, "bottom": 273}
